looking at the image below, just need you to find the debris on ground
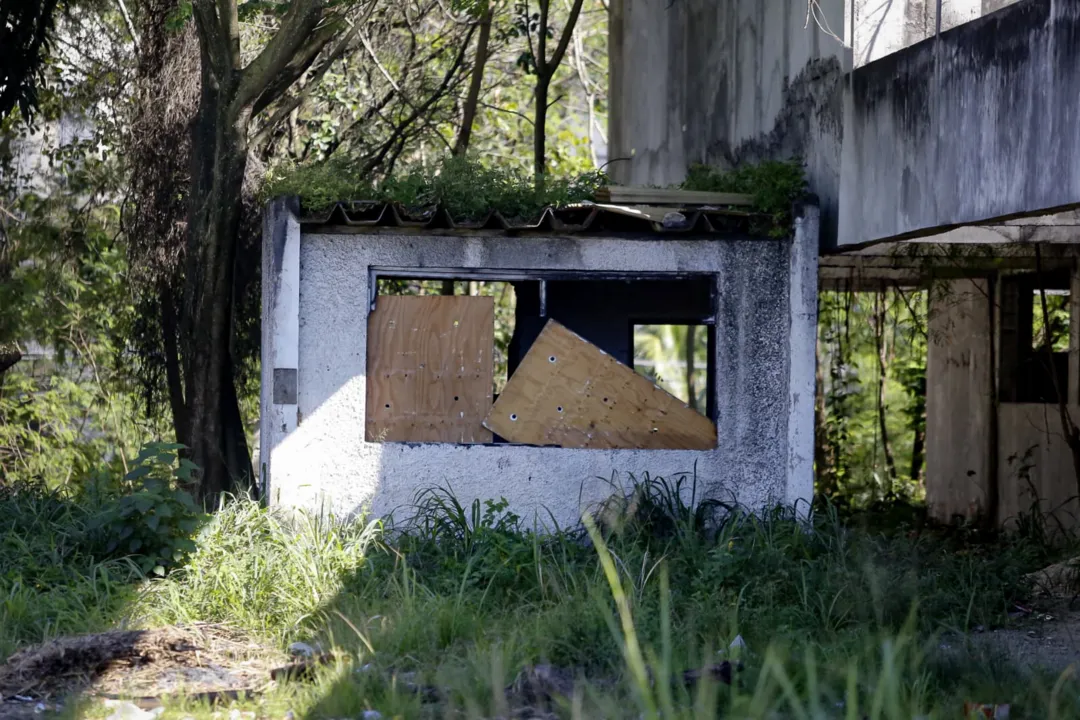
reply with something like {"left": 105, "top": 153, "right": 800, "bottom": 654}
{"left": 964, "top": 702, "right": 1010, "bottom": 719}
{"left": 680, "top": 661, "right": 737, "bottom": 688}
{"left": 269, "top": 654, "right": 335, "bottom": 682}
{"left": 506, "top": 664, "right": 578, "bottom": 709}
{"left": 1024, "top": 557, "right": 1080, "bottom": 598}
{"left": 103, "top": 700, "right": 165, "bottom": 720}
{"left": 0, "top": 624, "right": 285, "bottom": 705}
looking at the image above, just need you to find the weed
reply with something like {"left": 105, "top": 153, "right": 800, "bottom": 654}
{"left": 5, "top": 475, "right": 1079, "bottom": 717}
{"left": 682, "top": 159, "right": 808, "bottom": 238}
{"left": 264, "top": 154, "right": 606, "bottom": 219}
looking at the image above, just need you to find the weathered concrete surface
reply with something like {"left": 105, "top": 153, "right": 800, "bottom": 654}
{"left": 259, "top": 197, "right": 301, "bottom": 498}
{"left": 853, "top": 0, "right": 984, "bottom": 66}
{"left": 260, "top": 224, "right": 819, "bottom": 528}
{"left": 839, "top": 0, "right": 1080, "bottom": 247}
{"left": 925, "top": 279, "right": 993, "bottom": 522}
{"left": 608, "top": 0, "right": 847, "bottom": 243}
{"left": 997, "top": 403, "right": 1080, "bottom": 528}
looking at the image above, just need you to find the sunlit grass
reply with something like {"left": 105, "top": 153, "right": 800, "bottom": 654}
{"left": 4, "top": 477, "right": 1078, "bottom": 718}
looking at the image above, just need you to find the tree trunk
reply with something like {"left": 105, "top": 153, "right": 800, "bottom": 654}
{"left": 160, "top": 286, "right": 189, "bottom": 447}
{"left": 453, "top": 0, "right": 492, "bottom": 156}
{"left": 533, "top": 73, "right": 548, "bottom": 187}
{"left": 814, "top": 332, "right": 836, "bottom": 497}
{"left": 874, "top": 290, "right": 898, "bottom": 494}
{"left": 685, "top": 325, "right": 697, "bottom": 411}
{"left": 182, "top": 78, "right": 254, "bottom": 504}
{"left": 909, "top": 423, "right": 925, "bottom": 484}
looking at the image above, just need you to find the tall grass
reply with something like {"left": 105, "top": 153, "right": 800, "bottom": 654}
{"left": 4, "top": 474, "right": 1078, "bottom": 717}
{"left": 138, "top": 498, "right": 382, "bottom": 646}
{"left": 0, "top": 483, "right": 141, "bottom": 661}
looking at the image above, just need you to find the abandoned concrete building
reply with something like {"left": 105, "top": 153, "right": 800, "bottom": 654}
{"left": 262, "top": 0, "right": 1080, "bottom": 526}
{"left": 609, "top": 0, "right": 1080, "bottom": 525}
{"left": 260, "top": 199, "right": 818, "bottom": 526}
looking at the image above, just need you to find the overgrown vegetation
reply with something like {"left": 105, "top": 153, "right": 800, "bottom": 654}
{"left": 682, "top": 159, "right": 808, "bottom": 238}
{"left": 3, "top": 474, "right": 1076, "bottom": 718}
{"left": 264, "top": 154, "right": 607, "bottom": 220}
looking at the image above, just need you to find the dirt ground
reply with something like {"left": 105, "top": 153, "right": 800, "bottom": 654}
{"left": 3, "top": 606, "right": 1080, "bottom": 718}
{"left": 0, "top": 624, "right": 286, "bottom": 718}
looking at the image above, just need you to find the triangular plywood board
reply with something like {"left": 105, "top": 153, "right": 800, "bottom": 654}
{"left": 484, "top": 320, "right": 716, "bottom": 450}
{"left": 366, "top": 295, "right": 494, "bottom": 443}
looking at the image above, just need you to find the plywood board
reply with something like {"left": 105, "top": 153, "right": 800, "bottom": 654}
{"left": 366, "top": 295, "right": 494, "bottom": 443}
{"left": 484, "top": 320, "right": 716, "bottom": 450}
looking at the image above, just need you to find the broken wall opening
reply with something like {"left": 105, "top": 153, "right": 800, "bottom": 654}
{"left": 368, "top": 270, "right": 718, "bottom": 449}
{"left": 816, "top": 286, "right": 929, "bottom": 506}
{"left": 999, "top": 272, "right": 1072, "bottom": 405}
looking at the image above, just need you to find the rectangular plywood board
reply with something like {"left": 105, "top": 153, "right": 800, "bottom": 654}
{"left": 484, "top": 320, "right": 716, "bottom": 450}
{"left": 366, "top": 295, "right": 494, "bottom": 443}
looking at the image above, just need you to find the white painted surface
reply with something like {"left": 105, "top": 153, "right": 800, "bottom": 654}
{"left": 260, "top": 199, "right": 301, "bottom": 498}
{"left": 261, "top": 229, "right": 817, "bottom": 527}
{"left": 787, "top": 205, "right": 820, "bottom": 510}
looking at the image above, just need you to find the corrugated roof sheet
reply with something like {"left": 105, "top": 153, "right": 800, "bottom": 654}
{"left": 300, "top": 201, "right": 771, "bottom": 236}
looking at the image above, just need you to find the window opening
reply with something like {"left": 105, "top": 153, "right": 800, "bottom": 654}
{"left": 632, "top": 324, "right": 708, "bottom": 412}
{"left": 999, "top": 274, "right": 1071, "bottom": 404}
{"left": 368, "top": 272, "right": 717, "bottom": 447}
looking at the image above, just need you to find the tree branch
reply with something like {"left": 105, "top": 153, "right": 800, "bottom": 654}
{"left": 546, "top": 0, "right": 586, "bottom": 76}
{"left": 234, "top": 0, "right": 333, "bottom": 115}
{"left": 114, "top": 0, "right": 139, "bottom": 50}
{"left": 361, "top": 24, "right": 476, "bottom": 176}
{"left": 216, "top": 0, "right": 240, "bottom": 68}
{"left": 250, "top": 19, "right": 366, "bottom": 147}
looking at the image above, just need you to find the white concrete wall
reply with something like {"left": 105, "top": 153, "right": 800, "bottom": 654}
{"left": 261, "top": 220, "right": 819, "bottom": 528}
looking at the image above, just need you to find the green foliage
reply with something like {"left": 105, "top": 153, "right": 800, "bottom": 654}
{"left": 264, "top": 154, "right": 606, "bottom": 219}
{"left": 4, "top": 480, "right": 1078, "bottom": 715}
{"left": 818, "top": 289, "right": 928, "bottom": 506}
{"left": 0, "top": 481, "right": 141, "bottom": 662}
{"left": 682, "top": 159, "right": 808, "bottom": 237}
{"left": 140, "top": 497, "right": 381, "bottom": 645}
{"left": 85, "top": 443, "right": 203, "bottom": 577}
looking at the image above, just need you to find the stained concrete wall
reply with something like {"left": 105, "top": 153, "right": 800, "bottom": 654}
{"left": 839, "top": 0, "right": 1080, "bottom": 247}
{"left": 926, "top": 279, "right": 994, "bottom": 521}
{"left": 260, "top": 216, "right": 819, "bottom": 527}
{"left": 608, "top": 0, "right": 847, "bottom": 243}
{"left": 925, "top": 270, "right": 1080, "bottom": 528}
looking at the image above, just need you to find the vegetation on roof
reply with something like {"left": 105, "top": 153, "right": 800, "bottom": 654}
{"left": 682, "top": 158, "right": 808, "bottom": 238}
{"left": 263, "top": 155, "right": 607, "bottom": 221}
{"left": 264, "top": 155, "right": 807, "bottom": 236}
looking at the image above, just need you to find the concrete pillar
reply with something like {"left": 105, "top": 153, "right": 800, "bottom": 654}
{"left": 925, "top": 278, "right": 994, "bottom": 522}
{"left": 787, "top": 201, "right": 820, "bottom": 510}
{"left": 260, "top": 196, "right": 301, "bottom": 501}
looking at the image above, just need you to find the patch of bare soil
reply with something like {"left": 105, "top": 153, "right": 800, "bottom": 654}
{"left": 980, "top": 607, "right": 1080, "bottom": 674}
{"left": 0, "top": 624, "right": 285, "bottom": 712}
